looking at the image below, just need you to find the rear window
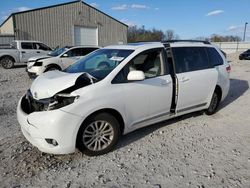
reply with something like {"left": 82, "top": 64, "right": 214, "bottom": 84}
{"left": 172, "top": 47, "right": 211, "bottom": 73}
{"left": 207, "top": 47, "right": 223, "bottom": 66}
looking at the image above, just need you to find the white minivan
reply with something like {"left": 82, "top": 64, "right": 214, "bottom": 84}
{"left": 17, "top": 41, "right": 230, "bottom": 156}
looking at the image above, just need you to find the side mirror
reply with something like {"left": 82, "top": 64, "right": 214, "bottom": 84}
{"left": 62, "top": 53, "right": 68, "bottom": 58}
{"left": 127, "top": 70, "right": 145, "bottom": 81}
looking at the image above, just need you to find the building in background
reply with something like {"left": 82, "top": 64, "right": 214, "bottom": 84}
{"left": 0, "top": 0, "right": 128, "bottom": 48}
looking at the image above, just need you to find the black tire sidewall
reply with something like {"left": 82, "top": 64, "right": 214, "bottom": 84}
{"left": 77, "top": 113, "right": 120, "bottom": 156}
{"left": 206, "top": 92, "right": 220, "bottom": 115}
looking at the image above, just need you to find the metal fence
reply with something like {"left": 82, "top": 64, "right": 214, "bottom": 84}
{"left": 0, "top": 35, "right": 15, "bottom": 45}
{"left": 213, "top": 42, "right": 250, "bottom": 54}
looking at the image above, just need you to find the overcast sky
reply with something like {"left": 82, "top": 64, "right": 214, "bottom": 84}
{"left": 0, "top": 0, "right": 249, "bottom": 41}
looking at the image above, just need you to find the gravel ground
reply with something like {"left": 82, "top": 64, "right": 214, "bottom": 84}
{"left": 0, "top": 53, "right": 250, "bottom": 188}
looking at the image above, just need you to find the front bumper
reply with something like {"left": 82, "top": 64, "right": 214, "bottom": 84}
{"left": 27, "top": 66, "right": 45, "bottom": 78}
{"left": 17, "top": 96, "right": 83, "bottom": 154}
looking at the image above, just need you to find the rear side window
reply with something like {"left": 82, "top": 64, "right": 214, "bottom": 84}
{"left": 172, "top": 47, "right": 211, "bottom": 73}
{"left": 207, "top": 47, "right": 223, "bottom": 66}
{"left": 21, "top": 42, "right": 33, "bottom": 50}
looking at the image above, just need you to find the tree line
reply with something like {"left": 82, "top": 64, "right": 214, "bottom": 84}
{"left": 128, "top": 25, "right": 242, "bottom": 43}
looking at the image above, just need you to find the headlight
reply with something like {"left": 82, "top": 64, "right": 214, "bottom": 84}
{"left": 33, "top": 61, "right": 43, "bottom": 66}
{"left": 47, "top": 93, "right": 79, "bottom": 110}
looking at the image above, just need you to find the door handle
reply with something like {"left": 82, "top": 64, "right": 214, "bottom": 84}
{"left": 161, "top": 79, "right": 171, "bottom": 85}
{"left": 37, "top": 51, "right": 40, "bottom": 53}
{"left": 21, "top": 51, "right": 26, "bottom": 54}
{"left": 180, "top": 77, "right": 190, "bottom": 82}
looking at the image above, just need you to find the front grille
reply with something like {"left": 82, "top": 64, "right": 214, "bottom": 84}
{"left": 21, "top": 90, "right": 50, "bottom": 114}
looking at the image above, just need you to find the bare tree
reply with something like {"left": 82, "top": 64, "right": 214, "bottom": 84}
{"left": 165, "top": 30, "right": 179, "bottom": 40}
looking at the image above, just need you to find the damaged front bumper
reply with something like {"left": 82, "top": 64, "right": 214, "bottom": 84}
{"left": 17, "top": 95, "right": 83, "bottom": 154}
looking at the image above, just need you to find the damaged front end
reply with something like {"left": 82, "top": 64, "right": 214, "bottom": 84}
{"left": 21, "top": 73, "right": 95, "bottom": 114}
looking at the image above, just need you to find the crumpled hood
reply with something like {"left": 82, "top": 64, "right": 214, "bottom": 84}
{"left": 30, "top": 71, "right": 84, "bottom": 100}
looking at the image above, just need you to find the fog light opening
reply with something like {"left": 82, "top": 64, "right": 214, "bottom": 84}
{"left": 45, "top": 139, "right": 58, "bottom": 146}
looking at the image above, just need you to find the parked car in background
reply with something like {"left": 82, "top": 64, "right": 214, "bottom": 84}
{"left": 26, "top": 46, "right": 100, "bottom": 78}
{"left": 0, "top": 40, "right": 52, "bottom": 69}
{"left": 239, "top": 49, "right": 250, "bottom": 60}
{"left": 17, "top": 41, "right": 230, "bottom": 156}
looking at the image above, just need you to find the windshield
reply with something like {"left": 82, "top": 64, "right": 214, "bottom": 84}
{"left": 48, "top": 47, "right": 68, "bottom": 57}
{"left": 65, "top": 49, "right": 134, "bottom": 80}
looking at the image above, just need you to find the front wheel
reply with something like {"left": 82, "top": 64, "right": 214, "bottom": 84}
{"left": 205, "top": 91, "right": 220, "bottom": 115}
{"left": 1, "top": 57, "right": 14, "bottom": 69}
{"left": 77, "top": 113, "right": 120, "bottom": 156}
{"left": 44, "top": 66, "right": 60, "bottom": 72}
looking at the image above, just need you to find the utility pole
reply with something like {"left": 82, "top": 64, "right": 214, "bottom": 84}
{"left": 243, "top": 22, "right": 248, "bottom": 41}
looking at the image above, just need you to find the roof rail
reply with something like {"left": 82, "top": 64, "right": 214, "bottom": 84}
{"left": 162, "top": 40, "right": 211, "bottom": 45}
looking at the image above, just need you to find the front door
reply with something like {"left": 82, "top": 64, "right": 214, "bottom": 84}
{"left": 113, "top": 48, "right": 173, "bottom": 130}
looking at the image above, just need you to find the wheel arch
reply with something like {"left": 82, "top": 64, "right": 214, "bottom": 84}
{"left": 215, "top": 85, "right": 222, "bottom": 102}
{"left": 0, "top": 55, "right": 16, "bottom": 63}
{"left": 45, "top": 63, "right": 62, "bottom": 71}
{"left": 76, "top": 108, "right": 125, "bottom": 146}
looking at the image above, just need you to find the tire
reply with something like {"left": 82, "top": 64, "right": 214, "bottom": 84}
{"left": 205, "top": 91, "right": 220, "bottom": 115}
{"left": 239, "top": 56, "right": 243, "bottom": 60}
{"left": 1, "top": 56, "right": 14, "bottom": 69}
{"left": 77, "top": 113, "right": 121, "bottom": 156}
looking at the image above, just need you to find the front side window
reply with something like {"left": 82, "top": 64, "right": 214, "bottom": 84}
{"left": 21, "top": 42, "right": 33, "bottom": 50}
{"left": 172, "top": 47, "right": 211, "bottom": 73}
{"left": 113, "top": 48, "right": 165, "bottom": 83}
{"left": 48, "top": 47, "right": 69, "bottom": 57}
{"left": 207, "top": 47, "right": 223, "bottom": 66}
{"left": 65, "top": 49, "right": 134, "bottom": 80}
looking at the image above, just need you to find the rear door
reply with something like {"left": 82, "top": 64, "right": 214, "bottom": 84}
{"left": 172, "top": 47, "right": 218, "bottom": 112}
{"left": 20, "top": 42, "right": 38, "bottom": 63}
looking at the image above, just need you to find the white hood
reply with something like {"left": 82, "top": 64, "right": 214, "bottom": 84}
{"left": 30, "top": 71, "right": 83, "bottom": 100}
{"left": 28, "top": 55, "right": 51, "bottom": 62}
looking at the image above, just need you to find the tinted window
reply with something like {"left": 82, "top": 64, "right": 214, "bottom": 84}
{"left": 172, "top": 47, "right": 211, "bottom": 73}
{"left": 113, "top": 48, "right": 165, "bottom": 83}
{"left": 207, "top": 47, "right": 223, "bottom": 66}
{"left": 21, "top": 42, "right": 33, "bottom": 50}
{"left": 81, "top": 48, "right": 98, "bottom": 56}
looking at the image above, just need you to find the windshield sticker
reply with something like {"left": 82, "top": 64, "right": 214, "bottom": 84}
{"left": 109, "top": 56, "right": 124, "bottom": 61}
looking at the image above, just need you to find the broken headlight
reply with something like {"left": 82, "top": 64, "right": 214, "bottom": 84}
{"left": 33, "top": 61, "right": 43, "bottom": 66}
{"left": 47, "top": 93, "right": 79, "bottom": 110}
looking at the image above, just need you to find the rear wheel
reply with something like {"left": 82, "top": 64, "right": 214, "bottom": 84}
{"left": 77, "top": 113, "right": 120, "bottom": 156}
{"left": 1, "top": 56, "right": 14, "bottom": 69}
{"left": 205, "top": 91, "right": 220, "bottom": 115}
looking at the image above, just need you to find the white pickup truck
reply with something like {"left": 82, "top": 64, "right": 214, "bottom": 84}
{"left": 0, "top": 40, "right": 52, "bottom": 69}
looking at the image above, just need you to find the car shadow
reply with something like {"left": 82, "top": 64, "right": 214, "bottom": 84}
{"left": 117, "top": 111, "right": 202, "bottom": 149}
{"left": 219, "top": 78, "right": 249, "bottom": 109}
{"left": 12, "top": 64, "right": 27, "bottom": 69}
{"left": 117, "top": 78, "right": 249, "bottom": 149}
